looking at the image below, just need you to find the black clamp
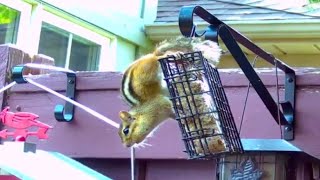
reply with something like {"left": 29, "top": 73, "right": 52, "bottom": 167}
{"left": 178, "top": 6, "right": 296, "bottom": 140}
{"left": 11, "top": 65, "right": 76, "bottom": 122}
{"left": 12, "top": 65, "right": 28, "bottom": 84}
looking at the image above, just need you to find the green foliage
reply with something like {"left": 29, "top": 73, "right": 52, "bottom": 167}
{"left": 0, "top": 4, "right": 18, "bottom": 24}
{"left": 309, "top": 0, "right": 320, "bottom": 4}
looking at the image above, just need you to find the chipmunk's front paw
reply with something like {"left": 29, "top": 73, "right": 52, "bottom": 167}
{"left": 166, "top": 51, "right": 185, "bottom": 60}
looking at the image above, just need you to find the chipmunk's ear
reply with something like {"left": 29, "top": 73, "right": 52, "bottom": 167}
{"left": 119, "top": 111, "right": 131, "bottom": 122}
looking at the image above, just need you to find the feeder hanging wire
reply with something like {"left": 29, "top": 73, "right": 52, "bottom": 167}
{"left": 239, "top": 55, "right": 259, "bottom": 135}
{"left": 274, "top": 58, "right": 283, "bottom": 138}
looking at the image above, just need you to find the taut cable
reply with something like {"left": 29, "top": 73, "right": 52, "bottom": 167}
{"left": 25, "top": 78, "right": 120, "bottom": 128}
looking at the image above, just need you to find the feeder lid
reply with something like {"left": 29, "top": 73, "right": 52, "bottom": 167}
{"left": 242, "top": 139, "right": 301, "bottom": 152}
{"left": 0, "top": 142, "right": 111, "bottom": 180}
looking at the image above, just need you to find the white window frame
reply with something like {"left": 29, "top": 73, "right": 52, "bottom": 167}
{"left": 0, "top": 1, "right": 117, "bottom": 71}
{"left": 38, "top": 10, "right": 114, "bottom": 71}
{"left": 0, "top": 0, "right": 32, "bottom": 51}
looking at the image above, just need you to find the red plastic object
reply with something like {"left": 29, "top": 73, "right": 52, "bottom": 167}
{"left": 0, "top": 175, "right": 20, "bottom": 180}
{"left": 0, "top": 107, "right": 52, "bottom": 141}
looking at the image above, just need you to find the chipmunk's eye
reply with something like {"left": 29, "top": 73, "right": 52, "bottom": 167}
{"left": 123, "top": 126, "right": 130, "bottom": 135}
{"left": 129, "top": 116, "right": 136, "bottom": 121}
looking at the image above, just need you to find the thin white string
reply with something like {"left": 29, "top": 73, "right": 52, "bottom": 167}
{"left": 131, "top": 147, "right": 135, "bottom": 180}
{"left": 274, "top": 59, "right": 283, "bottom": 138}
{"left": 27, "top": 77, "right": 136, "bottom": 180}
{"left": 25, "top": 78, "right": 120, "bottom": 128}
{"left": 0, "top": 82, "right": 17, "bottom": 94}
{"left": 6, "top": 65, "right": 136, "bottom": 178}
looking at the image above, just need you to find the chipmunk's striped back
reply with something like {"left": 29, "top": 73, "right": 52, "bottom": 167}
{"left": 121, "top": 53, "right": 163, "bottom": 107}
{"left": 121, "top": 63, "right": 140, "bottom": 106}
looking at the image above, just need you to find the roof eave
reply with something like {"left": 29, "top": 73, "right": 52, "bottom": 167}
{"left": 145, "top": 19, "right": 320, "bottom": 42}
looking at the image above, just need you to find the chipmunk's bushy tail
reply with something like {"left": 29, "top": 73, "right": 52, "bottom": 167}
{"left": 192, "top": 39, "right": 221, "bottom": 67}
{"left": 154, "top": 36, "right": 222, "bottom": 67}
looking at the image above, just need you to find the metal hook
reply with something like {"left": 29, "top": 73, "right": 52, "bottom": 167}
{"left": 54, "top": 72, "right": 76, "bottom": 122}
{"left": 11, "top": 65, "right": 76, "bottom": 122}
{"left": 179, "top": 6, "right": 220, "bottom": 43}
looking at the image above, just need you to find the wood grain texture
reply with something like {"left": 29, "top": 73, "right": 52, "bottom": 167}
{"left": 0, "top": 45, "right": 57, "bottom": 143}
{"left": 145, "top": 160, "right": 216, "bottom": 180}
{"left": 3, "top": 64, "right": 320, "bottom": 159}
{"left": 9, "top": 68, "right": 320, "bottom": 93}
{"left": 0, "top": 45, "right": 9, "bottom": 142}
{"left": 10, "top": 71, "right": 122, "bottom": 92}
{"left": 76, "top": 158, "right": 218, "bottom": 180}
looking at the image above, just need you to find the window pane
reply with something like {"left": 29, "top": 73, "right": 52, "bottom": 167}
{"left": 38, "top": 23, "right": 69, "bottom": 68}
{"left": 0, "top": 4, "right": 20, "bottom": 44}
{"left": 38, "top": 23, "right": 101, "bottom": 71}
{"left": 69, "top": 35, "right": 100, "bottom": 71}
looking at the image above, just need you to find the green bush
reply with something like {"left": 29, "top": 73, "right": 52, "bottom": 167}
{"left": 0, "top": 4, "right": 18, "bottom": 24}
{"left": 309, "top": 0, "right": 320, "bottom": 4}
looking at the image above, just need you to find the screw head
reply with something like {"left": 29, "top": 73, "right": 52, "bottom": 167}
{"left": 16, "top": 105, "right": 22, "bottom": 111}
{"left": 287, "top": 78, "right": 293, "bottom": 83}
{"left": 285, "top": 126, "right": 292, "bottom": 132}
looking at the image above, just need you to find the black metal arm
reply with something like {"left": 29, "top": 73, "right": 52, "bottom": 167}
{"left": 178, "top": 6, "right": 295, "bottom": 140}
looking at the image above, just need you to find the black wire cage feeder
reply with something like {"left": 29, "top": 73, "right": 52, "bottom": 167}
{"left": 160, "top": 51, "right": 243, "bottom": 159}
{"left": 159, "top": 6, "right": 296, "bottom": 160}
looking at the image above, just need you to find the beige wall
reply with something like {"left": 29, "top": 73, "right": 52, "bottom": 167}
{"left": 218, "top": 54, "right": 320, "bottom": 69}
{"left": 115, "top": 38, "right": 137, "bottom": 72}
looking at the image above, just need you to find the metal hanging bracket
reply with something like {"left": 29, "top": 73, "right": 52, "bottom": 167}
{"left": 11, "top": 65, "right": 76, "bottom": 122}
{"left": 54, "top": 72, "right": 76, "bottom": 122}
{"left": 178, "top": 6, "right": 296, "bottom": 141}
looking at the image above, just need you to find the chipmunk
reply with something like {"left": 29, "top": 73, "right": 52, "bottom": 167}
{"left": 119, "top": 36, "right": 222, "bottom": 147}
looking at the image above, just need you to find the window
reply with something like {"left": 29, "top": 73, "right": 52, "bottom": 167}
{"left": 38, "top": 23, "right": 101, "bottom": 71}
{"left": 37, "top": 10, "right": 112, "bottom": 72}
{"left": 0, "top": 1, "right": 114, "bottom": 71}
{"left": 0, "top": 3, "right": 20, "bottom": 44}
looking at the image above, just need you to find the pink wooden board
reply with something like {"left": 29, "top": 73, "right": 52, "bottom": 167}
{"left": 3, "top": 68, "right": 320, "bottom": 160}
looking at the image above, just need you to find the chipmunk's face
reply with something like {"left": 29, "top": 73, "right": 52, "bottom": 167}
{"left": 119, "top": 110, "right": 147, "bottom": 147}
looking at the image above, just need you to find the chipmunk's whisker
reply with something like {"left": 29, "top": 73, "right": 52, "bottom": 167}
{"left": 132, "top": 123, "right": 163, "bottom": 148}
{"left": 147, "top": 123, "right": 162, "bottom": 138}
{"left": 133, "top": 137, "right": 152, "bottom": 149}
{"left": 133, "top": 143, "right": 141, "bottom": 149}
{"left": 133, "top": 143, "right": 140, "bottom": 149}
{"left": 133, "top": 122, "right": 165, "bottom": 148}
